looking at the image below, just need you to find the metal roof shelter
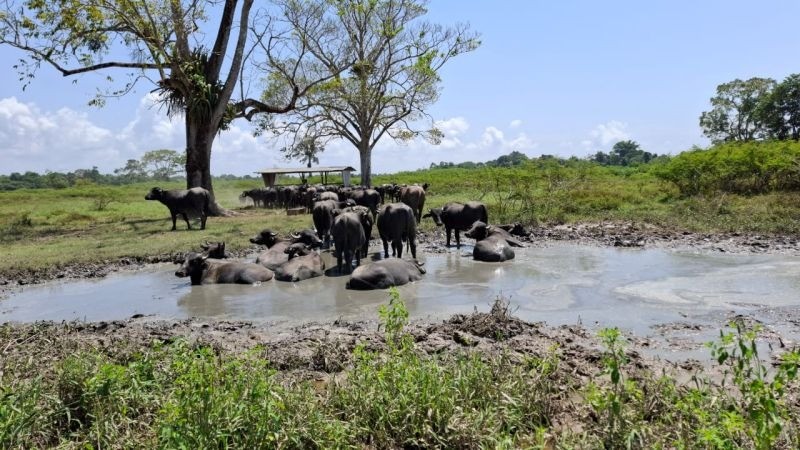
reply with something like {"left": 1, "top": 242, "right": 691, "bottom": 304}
{"left": 256, "top": 166, "right": 356, "bottom": 188}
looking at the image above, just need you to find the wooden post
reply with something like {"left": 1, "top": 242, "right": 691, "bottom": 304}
{"left": 261, "top": 173, "right": 277, "bottom": 188}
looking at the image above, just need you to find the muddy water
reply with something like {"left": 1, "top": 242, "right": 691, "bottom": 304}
{"left": 2, "top": 244, "right": 800, "bottom": 337}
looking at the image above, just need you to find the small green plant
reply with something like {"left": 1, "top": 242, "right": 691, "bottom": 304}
{"left": 378, "top": 287, "right": 411, "bottom": 350}
{"left": 707, "top": 322, "right": 800, "bottom": 449}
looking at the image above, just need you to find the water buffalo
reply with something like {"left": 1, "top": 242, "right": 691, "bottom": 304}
{"left": 496, "top": 223, "right": 529, "bottom": 237}
{"left": 239, "top": 187, "right": 276, "bottom": 208}
{"left": 345, "top": 259, "right": 426, "bottom": 290}
{"left": 250, "top": 229, "right": 322, "bottom": 270}
{"left": 465, "top": 221, "right": 524, "bottom": 262}
{"left": 399, "top": 184, "right": 428, "bottom": 223}
{"left": 145, "top": 187, "right": 210, "bottom": 231}
{"left": 422, "top": 201, "right": 488, "bottom": 248}
{"left": 343, "top": 205, "right": 374, "bottom": 257}
{"left": 312, "top": 200, "right": 339, "bottom": 247}
{"left": 200, "top": 241, "right": 229, "bottom": 259}
{"left": 272, "top": 243, "right": 326, "bottom": 282}
{"left": 175, "top": 252, "right": 274, "bottom": 285}
{"left": 331, "top": 211, "right": 367, "bottom": 273}
{"left": 377, "top": 202, "right": 417, "bottom": 259}
{"left": 316, "top": 191, "right": 339, "bottom": 202}
{"left": 348, "top": 188, "right": 381, "bottom": 219}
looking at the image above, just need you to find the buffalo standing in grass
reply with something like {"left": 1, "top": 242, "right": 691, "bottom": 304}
{"left": 250, "top": 229, "right": 322, "bottom": 271}
{"left": 423, "top": 201, "right": 488, "bottom": 248}
{"left": 145, "top": 187, "right": 210, "bottom": 230}
{"left": 465, "top": 221, "right": 524, "bottom": 262}
{"left": 377, "top": 203, "right": 417, "bottom": 259}
{"left": 175, "top": 252, "right": 274, "bottom": 285}
{"left": 345, "top": 259, "right": 426, "bottom": 290}
{"left": 331, "top": 211, "right": 367, "bottom": 273}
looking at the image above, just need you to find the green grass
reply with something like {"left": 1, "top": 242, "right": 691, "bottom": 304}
{"left": 2, "top": 164, "right": 800, "bottom": 278}
{"left": 2, "top": 293, "right": 799, "bottom": 448}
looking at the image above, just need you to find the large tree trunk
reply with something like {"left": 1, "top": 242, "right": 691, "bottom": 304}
{"left": 185, "top": 113, "right": 228, "bottom": 216}
{"left": 358, "top": 141, "right": 372, "bottom": 188}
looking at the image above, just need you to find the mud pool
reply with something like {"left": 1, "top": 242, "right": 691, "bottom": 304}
{"left": 2, "top": 243, "right": 799, "bottom": 338}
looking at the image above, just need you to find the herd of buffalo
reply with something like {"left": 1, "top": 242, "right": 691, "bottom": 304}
{"left": 144, "top": 184, "right": 528, "bottom": 291}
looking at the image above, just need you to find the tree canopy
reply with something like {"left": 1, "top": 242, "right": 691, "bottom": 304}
{"left": 260, "top": 0, "right": 480, "bottom": 187}
{"left": 0, "top": 0, "right": 340, "bottom": 212}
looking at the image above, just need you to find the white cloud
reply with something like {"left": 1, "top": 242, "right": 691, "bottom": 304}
{"left": 589, "top": 120, "right": 630, "bottom": 146}
{"left": 509, "top": 119, "right": 522, "bottom": 128}
{"left": 0, "top": 95, "right": 542, "bottom": 176}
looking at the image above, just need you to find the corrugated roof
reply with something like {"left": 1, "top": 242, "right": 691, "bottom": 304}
{"left": 255, "top": 166, "right": 355, "bottom": 174}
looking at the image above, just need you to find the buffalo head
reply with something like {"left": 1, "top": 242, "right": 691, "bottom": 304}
{"left": 464, "top": 221, "right": 489, "bottom": 241}
{"left": 291, "top": 229, "right": 323, "bottom": 248}
{"left": 175, "top": 252, "right": 209, "bottom": 278}
{"left": 284, "top": 243, "right": 312, "bottom": 259}
{"left": 145, "top": 187, "right": 164, "bottom": 201}
{"left": 422, "top": 208, "right": 444, "bottom": 226}
{"left": 250, "top": 229, "right": 279, "bottom": 247}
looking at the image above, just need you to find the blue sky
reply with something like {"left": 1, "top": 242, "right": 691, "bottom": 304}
{"left": 2, "top": 0, "right": 800, "bottom": 175}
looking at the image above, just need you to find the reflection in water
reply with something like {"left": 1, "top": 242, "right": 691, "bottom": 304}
{"left": 3, "top": 244, "right": 800, "bottom": 336}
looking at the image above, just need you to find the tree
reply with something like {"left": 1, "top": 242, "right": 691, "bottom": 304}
{"left": 141, "top": 149, "right": 185, "bottom": 180}
{"left": 590, "top": 140, "right": 657, "bottom": 166}
{"left": 758, "top": 74, "right": 800, "bottom": 141}
{"left": 1, "top": 0, "right": 340, "bottom": 213}
{"left": 281, "top": 133, "right": 324, "bottom": 168}
{"left": 262, "top": 0, "right": 480, "bottom": 187}
{"left": 114, "top": 159, "right": 148, "bottom": 182}
{"left": 699, "top": 77, "right": 776, "bottom": 143}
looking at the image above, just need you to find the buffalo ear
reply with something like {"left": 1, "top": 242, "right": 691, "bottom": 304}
{"left": 269, "top": 231, "right": 278, "bottom": 237}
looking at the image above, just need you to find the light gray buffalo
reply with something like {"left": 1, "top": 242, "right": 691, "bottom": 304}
{"left": 345, "top": 259, "right": 426, "bottom": 290}
{"left": 377, "top": 202, "right": 417, "bottom": 259}
{"left": 399, "top": 183, "right": 428, "bottom": 223}
{"left": 331, "top": 211, "right": 367, "bottom": 273}
{"left": 175, "top": 252, "right": 274, "bottom": 285}
{"left": 464, "top": 221, "right": 524, "bottom": 262}
{"left": 273, "top": 243, "right": 325, "bottom": 282}
{"left": 422, "top": 201, "right": 488, "bottom": 248}
{"left": 145, "top": 187, "right": 210, "bottom": 230}
{"left": 250, "top": 229, "right": 322, "bottom": 270}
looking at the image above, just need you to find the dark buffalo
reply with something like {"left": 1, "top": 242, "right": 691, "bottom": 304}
{"left": 272, "top": 243, "right": 326, "bottom": 282}
{"left": 377, "top": 202, "right": 417, "bottom": 259}
{"left": 345, "top": 259, "right": 426, "bottom": 290}
{"left": 312, "top": 200, "right": 339, "bottom": 247}
{"left": 465, "top": 221, "right": 524, "bottom": 262}
{"left": 348, "top": 188, "right": 381, "bottom": 219}
{"left": 250, "top": 229, "right": 322, "bottom": 270}
{"left": 422, "top": 201, "right": 488, "bottom": 248}
{"left": 175, "top": 252, "right": 274, "bottom": 285}
{"left": 240, "top": 187, "right": 276, "bottom": 208}
{"left": 399, "top": 184, "right": 428, "bottom": 223}
{"left": 496, "top": 222, "right": 529, "bottom": 237}
{"left": 343, "top": 205, "right": 374, "bottom": 257}
{"left": 331, "top": 211, "right": 367, "bottom": 273}
{"left": 200, "top": 241, "right": 229, "bottom": 259}
{"left": 145, "top": 187, "right": 210, "bottom": 231}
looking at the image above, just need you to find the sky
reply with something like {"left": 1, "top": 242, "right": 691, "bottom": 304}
{"left": 2, "top": 0, "right": 800, "bottom": 176}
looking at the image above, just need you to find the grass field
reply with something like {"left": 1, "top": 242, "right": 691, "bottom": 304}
{"left": 1, "top": 163, "right": 800, "bottom": 277}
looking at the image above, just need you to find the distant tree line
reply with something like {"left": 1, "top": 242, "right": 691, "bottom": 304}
{"left": 589, "top": 140, "right": 662, "bottom": 166}
{"left": 0, "top": 149, "right": 256, "bottom": 191}
{"left": 699, "top": 74, "right": 800, "bottom": 143}
{"left": 429, "top": 151, "right": 534, "bottom": 169}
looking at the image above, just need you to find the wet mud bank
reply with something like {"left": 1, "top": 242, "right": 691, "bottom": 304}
{"left": 3, "top": 221, "right": 799, "bottom": 295}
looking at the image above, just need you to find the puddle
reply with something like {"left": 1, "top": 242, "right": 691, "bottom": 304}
{"left": 2, "top": 244, "right": 799, "bottom": 342}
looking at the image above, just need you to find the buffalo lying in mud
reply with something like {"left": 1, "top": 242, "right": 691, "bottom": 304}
{"left": 145, "top": 187, "right": 210, "bottom": 231}
{"left": 377, "top": 203, "right": 417, "bottom": 259}
{"left": 250, "top": 229, "right": 322, "bottom": 270}
{"left": 496, "top": 223, "right": 529, "bottom": 237}
{"left": 273, "top": 243, "right": 326, "bottom": 282}
{"left": 423, "top": 201, "right": 488, "bottom": 248}
{"left": 175, "top": 253, "right": 274, "bottom": 285}
{"left": 345, "top": 259, "right": 426, "bottom": 290}
{"left": 465, "top": 221, "right": 524, "bottom": 262}
{"left": 200, "top": 241, "right": 229, "bottom": 259}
